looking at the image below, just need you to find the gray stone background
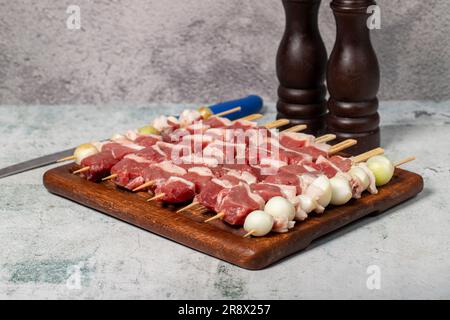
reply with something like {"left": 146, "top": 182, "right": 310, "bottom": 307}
{"left": 0, "top": 0, "right": 449, "bottom": 106}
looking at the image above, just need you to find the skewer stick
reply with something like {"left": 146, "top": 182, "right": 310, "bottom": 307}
{"left": 315, "top": 134, "right": 336, "bottom": 144}
{"left": 214, "top": 107, "right": 241, "bottom": 118}
{"left": 132, "top": 180, "right": 155, "bottom": 192}
{"left": 204, "top": 212, "right": 225, "bottom": 223}
{"left": 328, "top": 139, "right": 357, "bottom": 155}
{"left": 237, "top": 113, "right": 264, "bottom": 122}
{"left": 243, "top": 230, "right": 255, "bottom": 238}
{"left": 264, "top": 119, "right": 290, "bottom": 129}
{"left": 72, "top": 166, "right": 90, "bottom": 174}
{"left": 57, "top": 155, "right": 76, "bottom": 163}
{"left": 352, "top": 147, "right": 385, "bottom": 163}
{"left": 282, "top": 124, "right": 307, "bottom": 133}
{"left": 395, "top": 156, "right": 416, "bottom": 167}
{"left": 176, "top": 201, "right": 199, "bottom": 213}
{"left": 146, "top": 193, "right": 166, "bottom": 202}
{"left": 102, "top": 174, "right": 118, "bottom": 181}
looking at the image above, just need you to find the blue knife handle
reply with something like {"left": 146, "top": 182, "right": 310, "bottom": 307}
{"left": 208, "top": 95, "right": 263, "bottom": 120}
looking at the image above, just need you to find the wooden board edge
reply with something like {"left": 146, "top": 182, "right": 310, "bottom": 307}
{"left": 43, "top": 165, "right": 424, "bottom": 270}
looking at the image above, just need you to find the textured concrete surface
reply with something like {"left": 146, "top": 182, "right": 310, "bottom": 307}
{"left": 0, "top": 101, "right": 449, "bottom": 299}
{"left": 0, "top": 0, "right": 449, "bottom": 105}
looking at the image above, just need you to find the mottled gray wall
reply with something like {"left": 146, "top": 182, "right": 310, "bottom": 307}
{"left": 0, "top": 0, "right": 449, "bottom": 105}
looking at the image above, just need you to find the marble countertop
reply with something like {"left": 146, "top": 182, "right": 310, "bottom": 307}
{"left": 1, "top": 101, "right": 449, "bottom": 299}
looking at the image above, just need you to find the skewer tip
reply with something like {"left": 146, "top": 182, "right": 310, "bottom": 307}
{"left": 352, "top": 147, "right": 385, "bottom": 164}
{"left": 102, "top": 174, "right": 118, "bottom": 181}
{"left": 132, "top": 180, "right": 154, "bottom": 192}
{"left": 283, "top": 124, "right": 307, "bottom": 133}
{"left": 214, "top": 106, "right": 242, "bottom": 118}
{"left": 204, "top": 212, "right": 225, "bottom": 223}
{"left": 243, "top": 230, "right": 255, "bottom": 238}
{"left": 72, "top": 166, "right": 90, "bottom": 174}
{"left": 146, "top": 193, "right": 165, "bottom": 202}
{"left": 328, "top": 139, "right": 358, "bottom": 155}
{"left": 176, "top": 201, "right": 199, "bottom": 213}
{"left": 395, "top": 156, "right": 416, "bottom": 167}
{"left": 237, "top": 113, "right": 264, "bottom": 122}
{"left": 315, "top": 134, "right": 337, "bottom": 144}
{"left": 264, "top": 118, "right": 290, "bottom": 129}
{"left": 56, "top": 155, "right": 76, "bottom": 163}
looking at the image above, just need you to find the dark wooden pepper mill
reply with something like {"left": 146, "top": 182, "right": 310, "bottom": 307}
{"left": 327, "top": 0, "right": 380, "bottom": 155}
{"left": 276, "top": 0, "right": 328, "bottom": 134}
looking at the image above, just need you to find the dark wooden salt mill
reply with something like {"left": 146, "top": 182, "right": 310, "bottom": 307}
{"left": 276, "top": 0, "right": 328, "bottom": 134}
{"left": 327, "top": 0, "right": 380, "bottom": 155}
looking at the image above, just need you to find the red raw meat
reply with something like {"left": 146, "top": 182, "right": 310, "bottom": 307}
{"left": 110, "top": 156, "right": 152, "bottom": 188}
{"left": 196, "top": 180, "right": 227, "bottom": 210}
{"left": 203, "top": 116, "right": 232, "bottom": 128}
{"left": 156, "top": 177, "right": 196, "bottom": 203}
{"left": 329, "top": 155, "right": 353, "bottom": 172}
{"left": 80, "top": 151, "right": 119, "bottom": 181}
{"left": 101, "top": 142, "right": 137, "bottom": 160}
{"left": 250, "top": 183, "right": 283, "bottom": 202}
{"left": 215, "top": 184, "right": 264, "bottom": 226}
{"left": 135, "top": 146, "right": 167, "bottom": 162}
{"left": 263, "top": 172, "right": 302, "bottom": 194}
{"left": 134, "top": 135, "right": 162, "bottom": 147}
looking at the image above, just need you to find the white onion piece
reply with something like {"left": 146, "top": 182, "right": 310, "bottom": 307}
{"left": 296, "top": 195, "right": 316, "bottom": 214}
{"left": 308, "top": 175, "right": 332, "bottom": 208}
{"left": 357, "top": 163, "right": 378, "bottom": 194}
{"left": 264, "top": 196, "right": 295, "bottom": 221}
{"left": 243, "top": 210, "right": 274, "bottom": 237}
{"left": 330, "top": 176, "right": 353, "bottom": 205}
{"left": 111, "top": 133, "right": 126, "bottom": 141}
{"left": 152, "top": 116, "right": 168, "bottom": 132}
{"left": 349, "top": 166, "right": 370, "bottom": 191}
{"left": 366, "top": 155, "right": 395, "bottom": 186}
{"left": 92, "top": 141, "right": 105, "bottom": 151}
{"left": 74, "top": 143, "right": 98, "bottom": 165}
{"left": 293, "top": 195, "right": 316, "bottom": 221}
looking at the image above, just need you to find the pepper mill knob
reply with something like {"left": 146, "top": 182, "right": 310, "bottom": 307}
{"left": 327, "top": 0, "right": 380, "bottom": 154}
{"left": 276, "top": 0, "right": 328, "bottom": 134}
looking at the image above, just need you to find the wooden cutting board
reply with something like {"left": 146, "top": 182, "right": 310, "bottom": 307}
{"left": 43, "top": 164, "right": 423, "bottom": 270}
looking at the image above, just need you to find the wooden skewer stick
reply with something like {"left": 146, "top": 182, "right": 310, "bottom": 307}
{"left": 57, "top": 155, "right": 76, "bottom": 162}
{"left": 204, "top": 212, "right": 225, "bottom": 223}
{"left": 352, "top": 147, "right": 385, "bottom": 164}
{"left": 102, "top": 174, "right": 118, "bottom": 181}
{"left": 328, "top": 139, "right": 358, "bottom": 155}
{"left": 315, "top": 134, "right": 336, "bottom": 144}
{"left": 72, "top": 166, "right": 90, "bottom": 174}
{"left": 214, "top": 106, "right": 241, "bottom": 118}
{"left": 132, "top": 180, "right": 155, "bottom": 192}
{"left": 176, "top": 201, "right": 199, "bottom": 213}
{"left": 264, "top": 119, "right": 290, "bottom": 129}
{"left": 146, "top": 193, "right": 166, "bottom": 202}
{"left": 243, "top": 230, "right": 255, "bottom": 238}
{"left": 395, "top": 156, "right": 416, "bottom": 167}
{"left": 237, "top": 113, "right": 264, "bottom": 122}
{"left": 282, "top": 124, "right": 307, "bottom": 133}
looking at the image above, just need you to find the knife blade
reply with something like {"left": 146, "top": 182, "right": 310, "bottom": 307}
{"left": 0, "top": 148, "right": 75, "bottom": 179}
